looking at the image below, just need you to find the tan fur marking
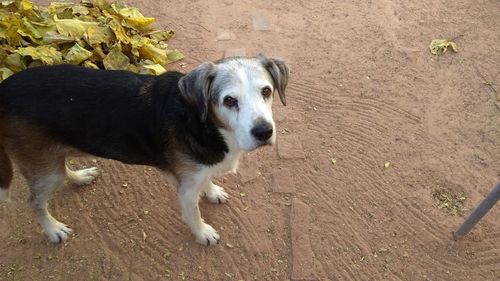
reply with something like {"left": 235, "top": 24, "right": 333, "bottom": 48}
{"left": 208, "top": 103, "right": 228, "bottom": 129}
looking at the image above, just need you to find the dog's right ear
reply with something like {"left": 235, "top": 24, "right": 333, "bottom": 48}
{"left": 178, "top": 62, "right": 216, "bottom": 123}
{"left": 257, "top": 54, "right": 289, "bottom": 106}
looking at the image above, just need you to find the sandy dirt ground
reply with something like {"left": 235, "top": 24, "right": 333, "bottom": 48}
{"left": 1, "top": 0, "right": 500, "bottom": 280}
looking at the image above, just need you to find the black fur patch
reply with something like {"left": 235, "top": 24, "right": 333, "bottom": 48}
{"left": 0, "top": 65, "right": 228, "bottom": 168}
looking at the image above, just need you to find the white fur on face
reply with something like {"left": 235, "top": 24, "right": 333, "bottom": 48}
{"left": 213, "top": 59, "right": 276, "bottom": 151}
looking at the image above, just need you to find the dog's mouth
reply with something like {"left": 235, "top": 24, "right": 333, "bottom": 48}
{"left": 256, "top": 138, "right": 275, "bottom": 148}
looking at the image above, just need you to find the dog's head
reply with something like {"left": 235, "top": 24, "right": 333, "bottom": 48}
{"left": 178, "top": 55, "right": 289, "bottom": 151}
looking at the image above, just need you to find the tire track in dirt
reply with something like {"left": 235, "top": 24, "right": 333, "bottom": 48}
{"left": 68, "top": 160, "right": 179, "bottom": 279}
{"left": 285, "top": 79, "right": 497, "bottom": 279}
{"left": 71, "top": 127, "right": 275, "bottom": 276}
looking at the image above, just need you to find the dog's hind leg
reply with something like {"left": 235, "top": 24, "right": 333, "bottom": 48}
{"left": 202, "top": 181, "right": 229, "bottom": 204}
{"left": 177, "top": 171, "right": 220, "bottom": 246}
{"left": 65, "top": 165, "right": 99, "bottom": 186}
{"left": 0, "top": 140, "right": 13, "bottom": 202}
{"left": 24, "top": 160, "right": 72, "bottom": 243}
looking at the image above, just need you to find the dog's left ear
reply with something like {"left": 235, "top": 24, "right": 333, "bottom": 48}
{"left": 258, "top": 54, "right": 289, "bottom": 106}
{"left": 178, "top": 62, "right": 216, "bottom": 122}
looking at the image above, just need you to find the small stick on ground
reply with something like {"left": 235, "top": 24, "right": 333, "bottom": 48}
{"left": 453, "top": 182, "right": 500, "bottom": 240}
{"left": 473, "top": 64, "right": 498, "bottom": 98}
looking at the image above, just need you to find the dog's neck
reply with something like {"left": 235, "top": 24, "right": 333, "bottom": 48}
{"left": 214, "top": 128, "right": 243, "bottom": 174}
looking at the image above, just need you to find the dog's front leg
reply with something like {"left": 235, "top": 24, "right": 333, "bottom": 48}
{"left": 177, "top": 173, "right": 220, "bottom": 246}
{"left": 202, "top": 180, "right": 229, "bottom": 204}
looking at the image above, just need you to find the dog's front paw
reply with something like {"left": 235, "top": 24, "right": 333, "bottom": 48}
{"left": 204, "top": 183, "right": 229, "bottom": 204}
{"left": 44, "top": 221, "right": 72, "bottom": 243}
{"left": 194, "top": 223, "right": 220, "bottom": 246}
{"left": 67, "top": 167, "right": 99, "bottom": 186}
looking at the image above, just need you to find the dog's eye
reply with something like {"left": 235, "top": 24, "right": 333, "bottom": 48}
{"left": 261, "top": 87, "right": 272, "bottom": 98}
{"left": 223, "top": 96, "right": 238, "bottom": 108}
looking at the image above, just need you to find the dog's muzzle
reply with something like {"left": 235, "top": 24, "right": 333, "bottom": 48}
{"left": 251, "top": 121, "right": 273, "bottom": 144}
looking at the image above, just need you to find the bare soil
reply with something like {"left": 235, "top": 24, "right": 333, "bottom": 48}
{"left": 1, "top": 0, "right": 499, "bottom": 280}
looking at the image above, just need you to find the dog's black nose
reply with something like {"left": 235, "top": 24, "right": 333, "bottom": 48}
{"left": 251, "top": 122, "right": 273, "bottom": 142}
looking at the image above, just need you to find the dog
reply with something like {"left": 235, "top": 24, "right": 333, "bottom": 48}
{"left": 0, "top": 55, "right": 288, "bottom": 246}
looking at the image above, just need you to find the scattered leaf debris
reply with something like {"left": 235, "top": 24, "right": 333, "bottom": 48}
{"left": 0, "top": 0, "right": 184, "bottom": 82}
{"left": 429, "top": 39, "right": 458, "bottom": 55}
{"left": 432, "top": 188, "right": 466, "bottom": 216}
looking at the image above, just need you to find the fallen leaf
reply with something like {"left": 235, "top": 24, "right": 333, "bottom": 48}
{"left": 54, "top": 15, "right": 98, "bottom": 39}
{"left": 0, "top": 67, "right": 14, "bottom": 81}
{"left": 103, "top": 44, "right": 129, "bottom": 70}
{"left": 148, "top": 30, "right": 174, "bottom": 42}
{"left": 4, "top": 53, "right": 25, "bottom": 71}
{"left": 112, "top": 3, "right": 155, "bottom": 30}
{"left": 43, "top": 31, "right": 75, "bottom": 44}
{"left": 65, "top": 42, "right": 93, "bottom": 64}
{"left": 166, "top": 49, "right": 184, "bottom": 63}
{"left": 139, "top": 43, "right": 168, "bottom": 65}
{"left": 429, "top": 39, "right": 459, "bottom": 55}
{"left": 85, "top": 25, "right": 115, "bottom": 46}
{"left": 15, "top": 45, "right": 63, "bottom": 65}
{"left": 139, "top": 62, "right": 167, "bottom": 75}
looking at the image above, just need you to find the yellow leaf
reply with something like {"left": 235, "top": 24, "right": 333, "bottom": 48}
{"left": 43, "top": 31, "right": 74, "bottom": 44}
{"left": 139, "top": 43, "right": 167, "bottom": 65}
{"left": 384, "top": 162, "right": 391, "bottom": 169}
{"left": 16, "top": 45, "right": 62, "bottom": 65}
{"left": 103, "top": 44, "right": 129, "bottom": 70}
{"left": 4, "top": 53, "right": 25, "bottom": 71}
{"left": 85, "top": 25, "right": 114, "bottom": 46}
{"left": 17, "top": 17, "right": 44, "bottom": 43}
{"left": 0, "top": 15, "right": 23, "bottom": 46}
{"left": 148, "top": 30, "right": 174, "bottom": 42}
{"left": 47, "top": 2, "right": 73, "bottom": 16}
{"left": 92, "top": 0, "right": 111, "bottom": 12}
{"left": 16, "top": 0, "right": 33, "bottom": 12}
{"left": 54, "top": 15, "right": 98, "bottom": 39}
{"left": 111, "top": 3, "right": 155, "bottom": 30}
{"left": 27, "top": 18, "right": 57, "bottom": 34}
{"left": 64, "top": 43, "right": 93, "bottom": 64}
{"left": 166, "top": 49, "right": 184, "bottom": 63}
{"left": 71, "top": 5, "right": 89, "bottom": 16}
{"left": 138, "top": 61, "right": 166, "bottom": 75}
{"left": 0, "top": 67, "right": 14, "bottom": 81}
{"left": 107, "top": 16, "right": 130, "bottom": 44}
{"left": 82, "top": 60, "right": 99, "bottom": 69}
{"left": 129, "top": 34, "right": 150, "bottom": 49}
{"left": 92, "top": 44, "right": 106, "bottom": 59}
{"left": 1, "top": 1, "right": 15, "bottom": 7}
{"left": 429, "top": 39, "right": 458, "bottom": 55}
{"left": 0, "top": 47, "right": 6, "bottom": 61}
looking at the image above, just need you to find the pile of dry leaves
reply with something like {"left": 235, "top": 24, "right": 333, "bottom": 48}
{"left": 0, "top": 0, "right": 183, "bottom": 81}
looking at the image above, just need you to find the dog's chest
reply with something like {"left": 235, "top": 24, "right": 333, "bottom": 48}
{"left": 211, "top": 150, "right": 243, "bottom": 176}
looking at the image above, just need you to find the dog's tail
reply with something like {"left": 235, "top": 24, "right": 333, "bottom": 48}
{"left": 0, "top": 132, "right": 13, "bottom": 201}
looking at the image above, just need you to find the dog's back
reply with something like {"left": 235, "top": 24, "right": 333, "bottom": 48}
{"left": 0, "top": 65, "right": 175, "bottom": 166}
